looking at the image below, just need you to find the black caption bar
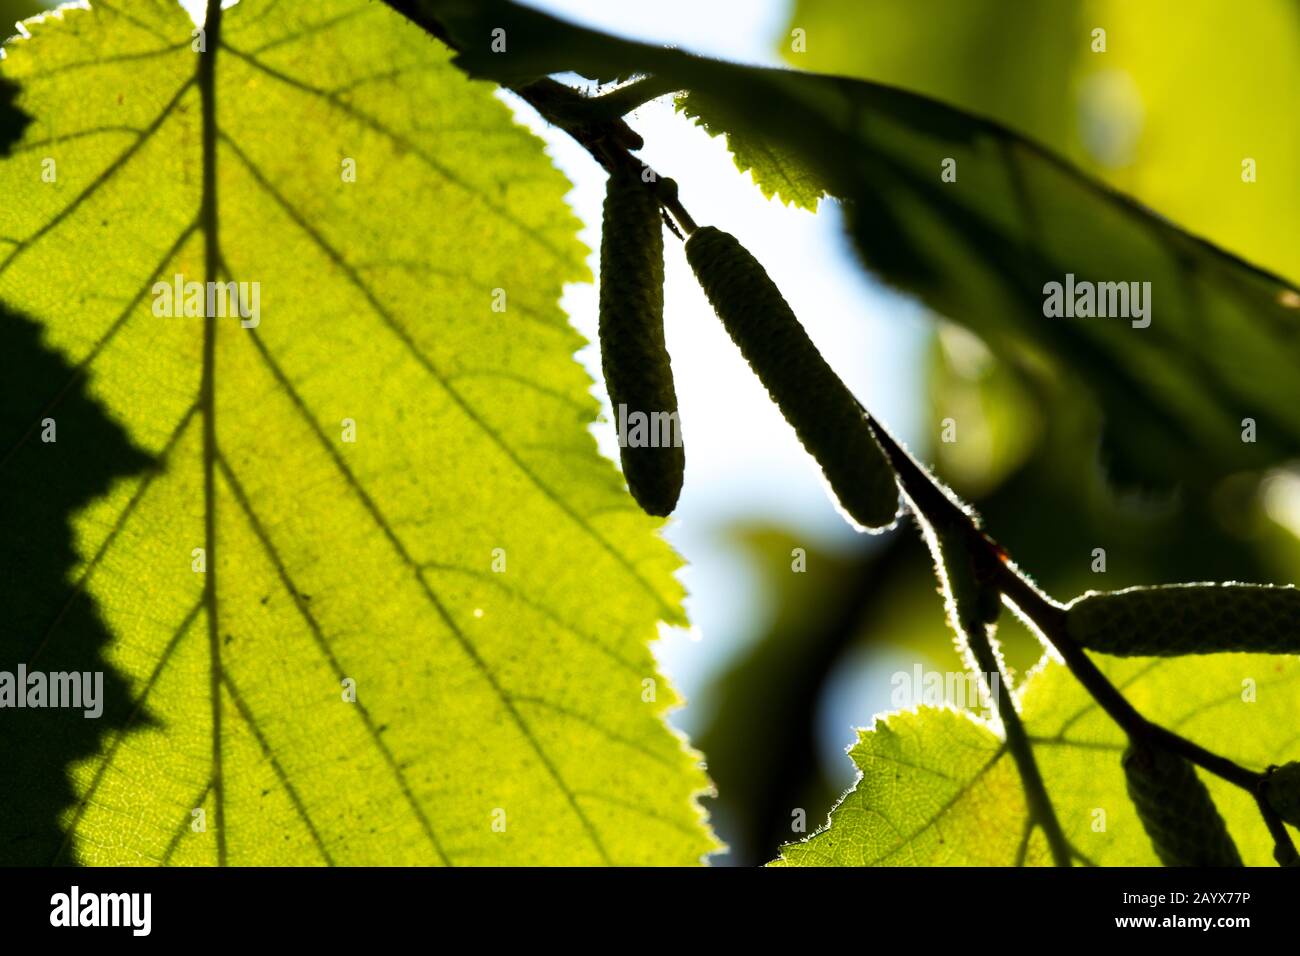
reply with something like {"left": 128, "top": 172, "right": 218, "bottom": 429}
{"left": 0, "top": 866, "right": 1290, "bottom": 942}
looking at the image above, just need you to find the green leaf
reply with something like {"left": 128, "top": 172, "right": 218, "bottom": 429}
{"left": 772, "top": 655, "right": 1300, "bottom": 865}
{"left": 674, "top": 92, "right": 825, "bottom": 211}
{"left": 412, "top": 0, "right": 1300, "bottom": 491}
{"left": 0, "top": 0, "right": 715, "bottom": 865}
{"left": 1066, "top": 584, "right": 1300, "bottom": 656}
{"left": 771, "top": 707, "right": 1030, "bottom": 866}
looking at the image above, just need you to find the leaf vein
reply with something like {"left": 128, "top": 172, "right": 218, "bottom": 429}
{"left": 218, "top": 132, "right": 678, "bottom": 621}
{"left": 215, "top": 452, "right": 454, "bottom": 866}
{"left": 234, "top": 337, "right": 614, "bottom": 863}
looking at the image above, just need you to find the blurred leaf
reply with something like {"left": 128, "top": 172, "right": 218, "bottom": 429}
{"left": 782, "top": 0, "right": 1300, "bottom": 490}
{"left": 785, "top": 0, "right": 1300, "bottom": 283}
{"left": 406, "top": 0, "right": 1300, "bottom": 492}
{"left": 785, "top": 0, "right": 1080, "bottom": 144}
{"left": 926, "top": 322, "right": 1041, "bottom": 498}
{"left": 773, "top": 655, "right": 1300, "bottom": 865}
{"left": 1, "top": 0, "right": 714, "bottom": 865}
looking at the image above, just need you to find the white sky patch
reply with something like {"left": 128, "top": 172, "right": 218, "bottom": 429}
{"left": 177, "top": 0, "right": 240, "bottom": 29}
{"left": 516, "top": 0, "right": 790, "bottom": 65}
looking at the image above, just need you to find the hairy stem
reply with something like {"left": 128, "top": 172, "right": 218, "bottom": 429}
{"left": 864, "top": 412, "right": 1263, "bottom": 795}
{"left": 968, "top": 623, "right": 1072, "bottom": 866}
{"left": 929, "top": 518, "right": 1072, "bottom": 866}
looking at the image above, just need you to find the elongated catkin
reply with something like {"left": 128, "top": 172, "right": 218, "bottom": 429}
{"left": 1123, "top": 743, "right": 1242, "bottom": 867}
{"left": 684, "top": 226, "right": 898, "bottom": 530}
{"left": 599, "top": 171, "right": 684, "bottom": 517}
{"left": 1066, "top": 584, "right": 1300, "bottom": 656}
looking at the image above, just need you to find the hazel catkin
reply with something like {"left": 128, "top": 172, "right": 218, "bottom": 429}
{"left": 599, "top": 171, "right": 684, "bottom": 517}
{"left": 1066, "top": 584, "right": 1300, "bottom": 656}
{"left": 1122, "top": 743, "right": 1242, "bottom": 867}
{"left": 684, "top": 226, "right": 898, "bottom": 530}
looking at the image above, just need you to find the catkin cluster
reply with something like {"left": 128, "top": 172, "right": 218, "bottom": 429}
{"left": 595, "top": 175, "right": 1294, "bottom": 870}
{"left": 597, "top": 190, "right": 900, "bottom": 529}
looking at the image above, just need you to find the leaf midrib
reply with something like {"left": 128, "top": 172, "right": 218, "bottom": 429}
{"left": 196, "top": 0, "right": 614, "bottom": 867}
{"left": 198, "top": 0, "right": 228, "bottom": 867}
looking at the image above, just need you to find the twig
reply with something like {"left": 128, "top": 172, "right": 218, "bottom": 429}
{"left": 947, "top": 548, "right": 1072, "bottom": 867}
{"left": 509, "top": 81, "right": 699, "bottom": 235}
{"left": 863, "top": 411, "right": 1263, "bottom": 792}
{"left": 910, "top": 484, "right": 1071, "bottom": 863}
{"left": 995, "top": 568, "right": 1261, "bottom": 789}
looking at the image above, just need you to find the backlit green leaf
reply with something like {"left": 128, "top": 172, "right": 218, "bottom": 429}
{"left": 674, "top": 91, "right": 825, "bottom": 211}
{"left": 772, "top": 655, "right": 1300, "bottom": 866}
{"left": 0, "top": 0, "right": 715, "bottom": 865}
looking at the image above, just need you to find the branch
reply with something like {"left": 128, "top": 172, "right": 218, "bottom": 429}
{"left": 912, "top": 480, "right": 1070, "bottom": 863}
{"left": 863, "top": 411, "right": 1263, "bottom": 792}
{"left": 993, "top": 566, "right": 1261, "bottom": 790}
